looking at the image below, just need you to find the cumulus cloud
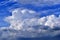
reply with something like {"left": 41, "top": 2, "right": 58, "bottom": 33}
{"left": 5, "top": 8, "right": 60, "bottom": 30}
{"left": 5, "top": 8, "right": 40, "bottom": 30}
{"left": 0, "top": 8, "right": 60, "bottom": 39}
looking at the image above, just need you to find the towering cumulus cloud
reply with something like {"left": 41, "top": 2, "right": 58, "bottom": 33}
{"left": 0, "top": 8, "right": 60, "bottom": 39}
{"left": 5, "top": 8, "right": 60, "bottom": 30}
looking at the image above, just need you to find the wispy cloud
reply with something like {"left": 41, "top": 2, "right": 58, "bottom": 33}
{"left": 14, "top": 0, "right": 60, "bottom": 6}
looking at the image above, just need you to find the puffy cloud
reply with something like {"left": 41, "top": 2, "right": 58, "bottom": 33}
{"left": 5, "top": 8, "right": 60, "bottom": 30}
{"left": 5, "top": 8, "right": 40, "bottom": 30}
{"left": 0, "top": 8, "right": 60, "bottom": 39}
{"left": 44, "top": 15, "right": 60, "bottom": 28}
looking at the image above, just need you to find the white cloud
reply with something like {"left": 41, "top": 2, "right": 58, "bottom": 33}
{"left": 0, "top": 8, "right": 60, "bottom": 39}
{"left": 5, "top": 8, "right": 60, "bottom": 30}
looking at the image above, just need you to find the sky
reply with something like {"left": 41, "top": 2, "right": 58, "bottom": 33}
{"left": 0, "top": 0, "right": 60, "bottom": 40}
{"left": 0, "top": 0, "right": 60, "bottom": 27}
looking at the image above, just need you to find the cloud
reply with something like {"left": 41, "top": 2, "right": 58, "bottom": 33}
{"left": 5, "top": 8, "right": 40, "bottom": 30}
{"left": 0, "top": 8, "right": 60, "bottom": 39}
{"left": 5, "top": 8, "right": 60, "bottom": 30}
{"left": 14, "top": 0, "right": 60, "bottom": 6}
